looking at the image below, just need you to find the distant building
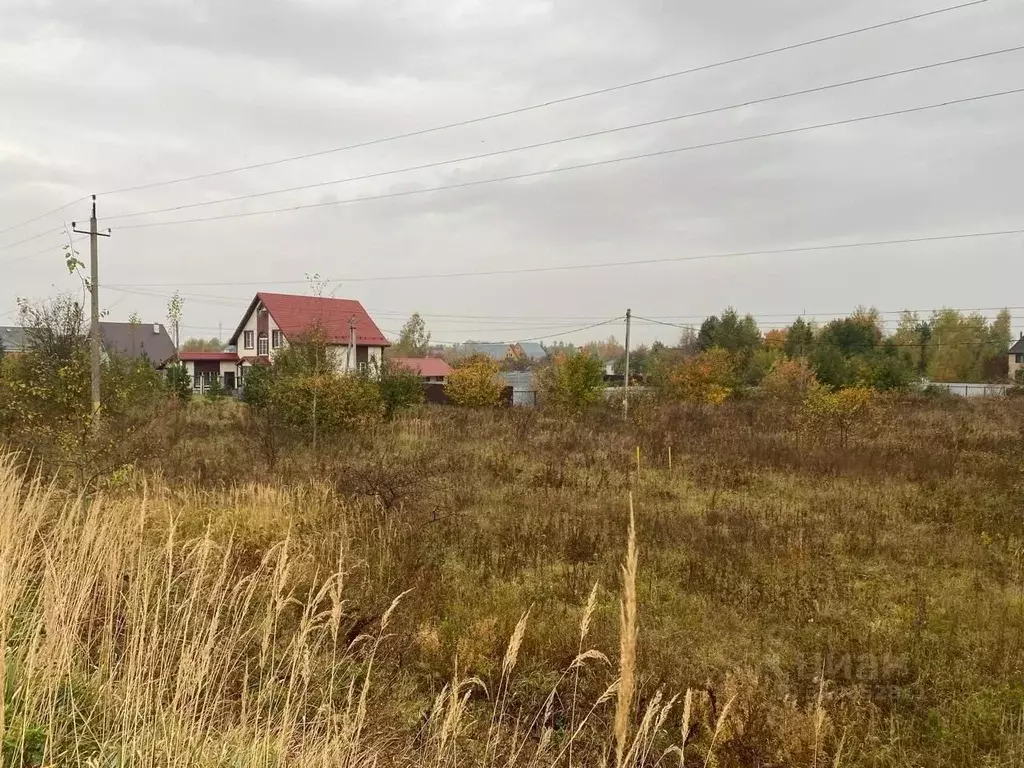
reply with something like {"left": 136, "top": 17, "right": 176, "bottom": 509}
{"left": 100, "top": 322, "right": 176, "bottom": 366}
{"left": 0, "top": 322, "right": 174, "bottom": 366}
{"left": 500, "top": 371, "right": 537, "bottom": 407}
{"left": 390, "top": 357, "right": 452, "bottom": 384}
{"left": 1010, "top": 335, "right": 1024, "bottom": 380}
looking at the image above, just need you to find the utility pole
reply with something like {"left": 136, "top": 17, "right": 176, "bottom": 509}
{"left": 348, "top": 315, "right": 357, "bottom": 374}
{"left": 72, "top": 195, "right": 110, "bottom": 429}
{"left": 623, "top": 308, "right": 632, "bottom": 420}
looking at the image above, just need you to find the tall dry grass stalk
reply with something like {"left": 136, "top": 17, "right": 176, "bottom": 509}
{"left": 0, "top": 454, "right": 721, "bottom": 767}
{"left": 614, "top": 493, "right": 638, "bottom": 768}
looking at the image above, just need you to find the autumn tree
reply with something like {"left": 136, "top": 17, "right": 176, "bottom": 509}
{"left": 391, "top": 313, "right": 432, "bottom": 357}
{"left": 663, "top": 348, "right": 735, "bottom": 404}
{"left": 446, "top": 354, "right": 503, "bottom": 407}
{"left": 803, "top": 386, "right": 878, "bottom": 447}
{"left": 166, "top": 291, "right": 183, "bottom": 351}
{"left": 583, "top": 335, "right": 624, "bottom": 365}
{"left": 892, "top": 312, "right": 931, "bottom": 377}
{"left": 242, "top": 327, "right": 384, "bottom": 452}
{"left": 762, "top": 356, "right": 821, "bottom": 403}
{"left": 181, "top": 337, "right": 224, "bottom": 352}
{"left": 537, "top": 350, "right": 605, "bottom": 413}
{"left": 0, "top": 294, "right": 167, "bottom": 474}
{"left": 926, "top": 308, "right": 1011, "bottom": 382}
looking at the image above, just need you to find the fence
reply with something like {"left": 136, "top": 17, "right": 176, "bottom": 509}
{"left": 925, "top": 382, "right": 1011, "bottom": 398}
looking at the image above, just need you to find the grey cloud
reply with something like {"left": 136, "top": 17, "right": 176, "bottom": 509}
{"left": 2, "top": 0, "right": 1024, "bottom": 347}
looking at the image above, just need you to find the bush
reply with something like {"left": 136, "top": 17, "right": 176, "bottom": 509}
{"left": 378, "top": 361, "right": 425, "bottom": 417}
{"left": 802, "top": 385, "right": 877, "bottom": 446}
{"left": 269, "top": 372, "right": 384, "bottom": 437}
{"left": 205, "top": 375, "right": 226, "bottom": 402}
{"left": 242, "top": 364, "right": 274, "bottom": 408}
{"left": 536, "top": 350, "right": 604, "bottom": 413}
{"left": 164, "top": 362, "right": 192, "bottom": 402}
{"left": 762, "top": 357, "right": 821, "bottom": 403}
{"left": 663, "top": 348, "right": 734, "bottom": 404}
{"left": 447, "top": 355, "right": 502, "bottom": 407}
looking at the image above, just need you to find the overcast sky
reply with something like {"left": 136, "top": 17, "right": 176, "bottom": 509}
{"left": 2, "top": 0, "right": 1023, "bottom": 346}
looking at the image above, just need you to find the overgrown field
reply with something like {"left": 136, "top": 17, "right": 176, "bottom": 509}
{"left": 2, "top": 395, "right": 1024, "bottom": 766}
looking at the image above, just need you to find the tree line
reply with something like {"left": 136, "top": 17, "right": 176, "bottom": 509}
{"left": 608, "top": 306, "right": 1013, "bottom": 390}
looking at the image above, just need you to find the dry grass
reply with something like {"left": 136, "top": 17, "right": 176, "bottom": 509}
{"left": 2, "top": 394, "right": 1024, "bottom": 766}
{"left": 0, "top": 454, "right": 708, "bottom": 767}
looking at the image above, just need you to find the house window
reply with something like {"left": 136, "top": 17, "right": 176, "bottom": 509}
{"left": 272, "top": 330, "right": 282, "bottom": 349}
{"left": 244, "top": 331, "right": 254, "bottom": 350}
{"left": 223, "top": 371, "right": 236, "bottom": 391}
{"left": 257, "top": 333, "right": 269, "bottom": 356}
{"left": 1016, "top": 354, "right": 1023, "bottom": 364}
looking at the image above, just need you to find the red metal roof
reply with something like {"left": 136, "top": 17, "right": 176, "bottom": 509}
{"left": 231, "top": 293, "right": 389, "bottom": 347}
{"left": 178, "top": 352, "right": 240, "bottom": 362}
{"left": 390, "top": 357, "right": 452, "bottom": 378}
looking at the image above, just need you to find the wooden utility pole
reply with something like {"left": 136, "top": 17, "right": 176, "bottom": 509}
{"left": 623, "top": 308, "right": 632, "bottom": 420}
{"left": 72, "top": 195, "right": 110, "bottom": 427}
{"left": 348, "top": 315, "right": 357, "bottom": 373}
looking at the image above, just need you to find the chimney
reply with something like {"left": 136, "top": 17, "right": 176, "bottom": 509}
{"left": 153, "top": 323, "right": 160, "bottom": 335}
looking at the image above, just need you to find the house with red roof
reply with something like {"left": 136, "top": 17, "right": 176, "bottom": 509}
{"left": 229, "top": 291, "right": 389, "bottom": 376}
{"left": 389, "top": 357, "right": 452, "bottom": 384}
{"left": 177, "top": 351, "right": 244, "bottom": 394}
{"left": 175, "top": 293, "right": 390, "bottom": 394}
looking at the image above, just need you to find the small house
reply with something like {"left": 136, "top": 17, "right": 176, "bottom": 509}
{"left": 390, "top": 357, "right": 452, "bottom": 384}
{"left": 178, "top": 351, "right": 243, "bottom": 394}
{"left": 1010, "top": 335, "right": 1024, "bottom": 381}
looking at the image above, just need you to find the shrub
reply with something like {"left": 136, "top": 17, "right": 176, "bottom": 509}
{"left": 378, "top": 361, "right": 425, "bottom": 417}
{"left": 762, "top": 357, "right": 821, "bottom": 403}
{"left": 270, "top": 372, "right": 384, "bottom": 437}
{"left": 537, "top": 350, "right": 604, "bottom": 414}
{"left": 447, "top": 355, "right": 502, "bottom": 407}
{"left": 663, "top": 348, "right": 734, "bottom": 404}
{"left": 164, "top": 362, "right": 192, "bottom": 402}
{"left": 802, "top": 385, "right": 877, "bottom": 446}
{"left": 241, "top": 364, "right": 274, "bottom": 408}
{"left": 205, "top": 375, "right": 226, "bottom": 402}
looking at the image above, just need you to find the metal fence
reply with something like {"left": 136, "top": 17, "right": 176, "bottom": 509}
{"left": 925, "top": 382, "right": 1011, "bottom": 398}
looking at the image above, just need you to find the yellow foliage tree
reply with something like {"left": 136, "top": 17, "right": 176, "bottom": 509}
{"left": 664, "top": 348, "right": 734, "bottom": 404}
{"left": 536, "top": 350, "right": 605, "bottom": 413}
{"left": 802, "top": 385, "right": 876, "bottom": 447}
{"left": 762, "top": 356, "right": 821, "bottom": 403}
{"left": 446, "top": 355, "right": 503, "bottom": 407}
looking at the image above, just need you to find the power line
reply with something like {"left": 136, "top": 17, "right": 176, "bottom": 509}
{"left": 103, "top": 44, "right": 1024, "bottom": 224}
{"left": 0, "top": 197, "right": 88, "bottom": 238}
{"left": 0, "top": 227, "right": 62, "bottom": 253}
{"left": 111, "top": 87, "right": 1024, "bottom": 232}
{"left": 491, "top": 317, "right": 625, "bottom": 345}
{"left": 110, "top": 282, "right": 1024, "bottom": 321}
{"left": 95, "top": 0, "right": 987, "bottom": 196}
{"left": 107, "top": 226, "right": 1024, "bottom": 289}
{"left": 171, "top": 312, "right": 624, "bottom": 345}
{"left": 0, "top": 235, "right": 87, "bottom": 268}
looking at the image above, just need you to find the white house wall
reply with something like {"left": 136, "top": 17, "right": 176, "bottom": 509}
{"left": 324, "top": 344, "right": 383, "bottom": 376}
{"left": 238, "top": 305, "right": 260, "bottom": 357}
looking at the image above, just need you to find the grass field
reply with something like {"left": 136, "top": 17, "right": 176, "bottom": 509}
{"left": 2, "top": 394, "right": 1024, "bottom": 766}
